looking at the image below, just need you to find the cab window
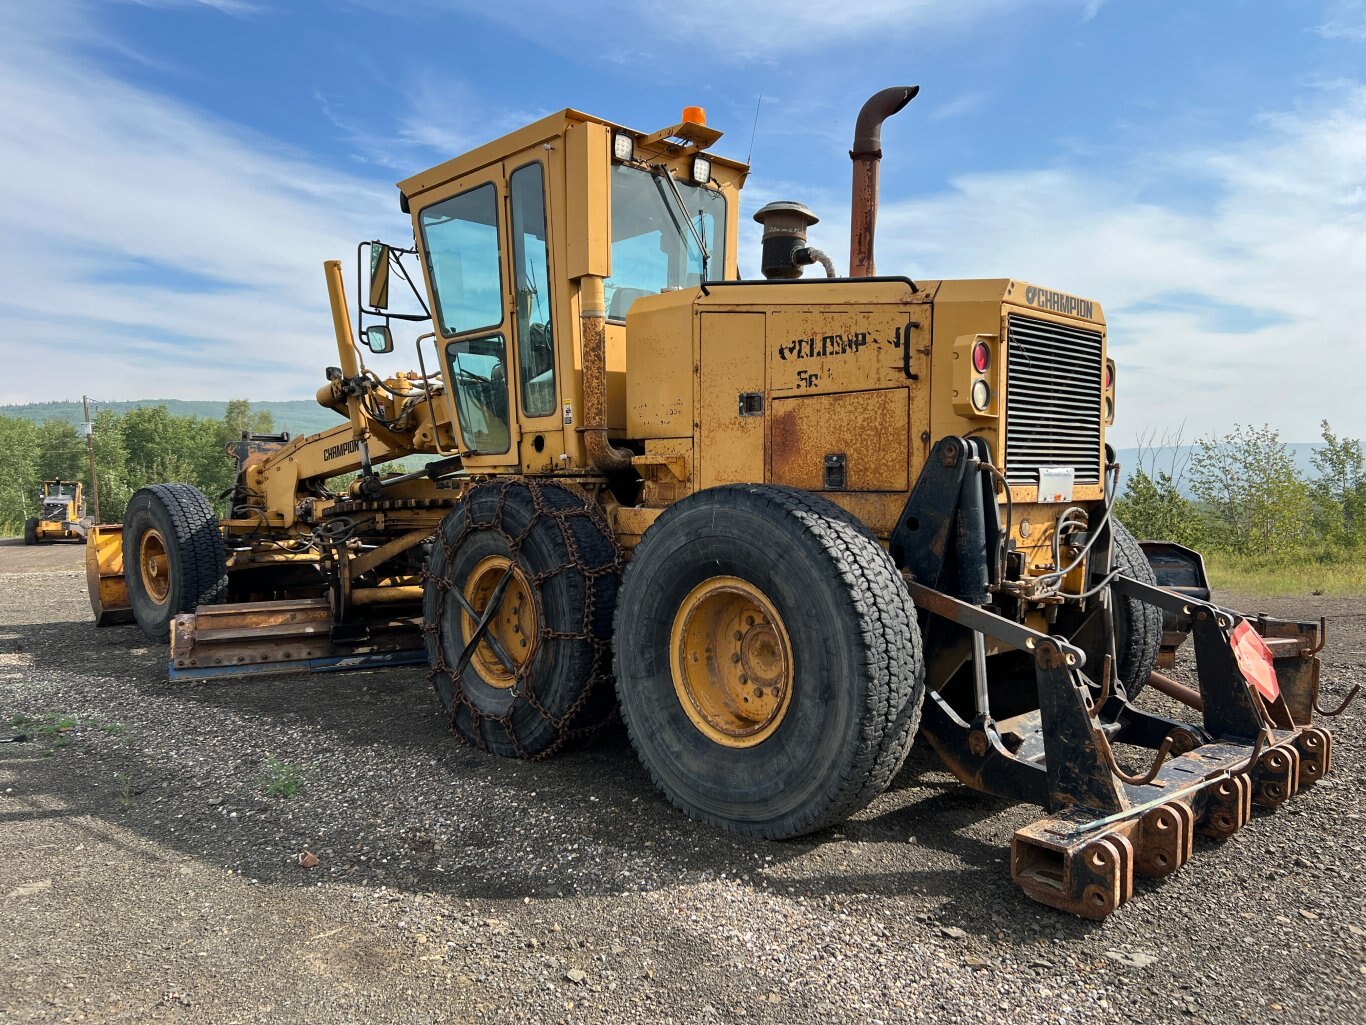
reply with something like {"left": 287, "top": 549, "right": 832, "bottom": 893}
{"left": 509, "top": 163, "right": 556, "bottom": 417}
{"left": 420, "top": 183, "right": 503, "bottom": 335}
{"left": 445, "top": 334, "right": 510, "bottom": 454}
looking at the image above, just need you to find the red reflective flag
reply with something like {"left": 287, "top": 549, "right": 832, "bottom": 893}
{"left": 1231, "top": 620, "right": 1280, "bottom": 702}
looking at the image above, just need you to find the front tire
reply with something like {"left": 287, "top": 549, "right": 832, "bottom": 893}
{"left": 1111, "top": 518, "right": 1163, "bottom": 698}
{"left": 423, "top": 481, "right": 621, "bottom": 758}
{"left": 123, "top": 484, "right": 227, "bottom": 642}
{"left": 23, "top": 519, "right": 38, "bottom": 545}
{"left": 614, "top": 484, "right": 925, "bottom": 840}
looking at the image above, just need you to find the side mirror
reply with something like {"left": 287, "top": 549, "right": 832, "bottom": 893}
{"left": 364, "top": 324, "right": 393, "bottom": 354}
{"left": 368, "top": 242, "right": 391, "bottom": 310}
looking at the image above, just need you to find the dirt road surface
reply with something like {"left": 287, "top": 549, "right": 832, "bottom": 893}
{"left": 1, "top": 538, "right": 1363, "bottom": 1024}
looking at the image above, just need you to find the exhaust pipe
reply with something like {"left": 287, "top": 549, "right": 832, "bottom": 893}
{"left": 849, "top": 86, "right": 918, "bottom": 278}
{"left": 580, "top": 275, "right": 633, "bottom": 472}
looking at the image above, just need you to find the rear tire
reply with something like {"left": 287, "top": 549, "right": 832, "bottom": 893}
{"left": 1111, "top": 518, "right": 1163, "bottom": 698}
{"left": 23, "top": 519, "right": 38, "bottom": 545}
{"left": 614, "top": 484, "right": 924, "bottom": 840}
{"left": 423, "top": 481, "right": 621, "bottom": 758}
{"left": 123, "top": 484, "right": 227, "bottom": 643}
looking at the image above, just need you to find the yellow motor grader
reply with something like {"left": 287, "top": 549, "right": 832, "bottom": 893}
{"left": 85, "top": 88, "right": 1352, "bottom": 917}
{"left": 24, "top": 480, "right": 87, "bottom": 544}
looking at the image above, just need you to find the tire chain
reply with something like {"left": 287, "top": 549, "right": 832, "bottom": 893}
{"left": 423, "top": 480, "right": 624, "bottom": 760}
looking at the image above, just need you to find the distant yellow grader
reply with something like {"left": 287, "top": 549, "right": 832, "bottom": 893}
{"left": 24, "top": 480, "right": 87, "bottom": 544}
{"left": 83, "top": 88, "right": 1352, "bottom": 917}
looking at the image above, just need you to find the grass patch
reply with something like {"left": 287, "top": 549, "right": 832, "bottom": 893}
{"left": 261, "top": 755, "right": 307, "bottom": 799}
{"left": 1204, "top": 550, "right": 1366, "bottom": 597}
{"left": 115, "top": 771, "right": 135, "bottom": 812}
{"left": 12, "top": 711, "right": 77, "bottom": 736}
{"left": 100, "top": 722, "right": 128, "bottom": 736}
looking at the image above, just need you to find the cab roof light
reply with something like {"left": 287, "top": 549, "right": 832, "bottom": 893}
{"left": 612, "top": 132, "right": 635, "bottom": 163}
{"left": 691, "top": 155, "right": 712, "bottom": 184}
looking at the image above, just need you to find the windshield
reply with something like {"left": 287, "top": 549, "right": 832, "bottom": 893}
{"left": 604, "top": 164, "right": 726, "bottom": 322}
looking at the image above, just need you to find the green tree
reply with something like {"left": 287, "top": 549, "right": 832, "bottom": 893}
{"left": 1189, "top": 424, "right": 1311, "bottom": 556}
{"left": 34, "top": 418, "right": 86, "bottom": 484}
{"left": 0, "top": 415, "right": 39, "bottom": 532}
{"left": 89, "top": 408, "right": 131, "bottom": 522}
{"left": 1309, "top": 420, "right": 1366, "bottom": 550}
{"left": 1114, "top": 466, "right": 1205, "bottom": 547}
{"left": 1114, "top": 428, "right": 1205, "bottom": 547}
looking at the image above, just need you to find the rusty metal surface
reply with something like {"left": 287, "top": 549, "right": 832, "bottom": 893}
{"left": 848, "top": 86, "right": 918, "bottom": 277}
{"left": 770, "top": 389, "right": 909, "bottom": 492}
{"left": 1145, "top": 670, "right": 1205, "bottom": 711}
{"left": 580, "top": 277, "right": 632, "bottom": 472}
{"left": 168, "top": 597, "right": 424, "bottom": 680}
{"left": 907, "top": 560, "right": 1352, "bottom": 918}
{"left": 1010, "top": 726, "right": 1328, "bottom": 918}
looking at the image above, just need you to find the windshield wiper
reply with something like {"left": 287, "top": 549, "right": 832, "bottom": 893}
{"left": 650, "top": 163, "right": 710, "bottom": 282}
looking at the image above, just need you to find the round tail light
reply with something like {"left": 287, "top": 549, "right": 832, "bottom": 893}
{"left": 972, "top": 340, "right": 991, "bottom": 373}
{"left": 971, "top": 379, "right": 991, "bottom": 411}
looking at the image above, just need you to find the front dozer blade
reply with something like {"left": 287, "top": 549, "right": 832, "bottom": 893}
{"left": 85, "top": 524, "right": 134, "bottom": 626}
{"left": 169, "top": 598, "right": 426, "bottom": 681}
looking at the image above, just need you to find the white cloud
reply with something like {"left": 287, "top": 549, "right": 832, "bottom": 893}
{"left": 115, "top": 0, "right": 262, "bottom": 14}
{"left": 317, "top": 74, "right": 550, "bottom": 171}
{"left": 1317, "top": 0, "right": 1366, "bottom": 40}
{"left": 0, "top": 2, "right": 409, "bottom": 403}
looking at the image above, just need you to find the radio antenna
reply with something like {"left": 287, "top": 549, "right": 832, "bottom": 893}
{"left": 746, "top": 94, "right": 763, "bottom": 165}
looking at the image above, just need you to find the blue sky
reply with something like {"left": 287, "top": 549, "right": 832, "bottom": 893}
{"left": 2, "top": 0, "right": 1365, "bottom": 446}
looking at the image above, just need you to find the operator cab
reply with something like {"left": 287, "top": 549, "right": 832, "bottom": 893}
{"left": 385, "top": 108, "right": 745, "bottom": 475}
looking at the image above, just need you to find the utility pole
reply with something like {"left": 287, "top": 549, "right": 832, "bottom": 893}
{"left": 82, "top": 395, "right": 100, "bottom": 523}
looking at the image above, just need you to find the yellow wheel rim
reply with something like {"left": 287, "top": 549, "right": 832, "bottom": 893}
{"left": 669, "top": 575, "right": 794, "bottom": 748}
{"left": 460, "top": 555, "right": 538, "bottom": 689}
{"left": 139, "top": 528, "right": 171, "bottom": 605}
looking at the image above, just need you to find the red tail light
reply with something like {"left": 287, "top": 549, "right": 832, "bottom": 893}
{"left": 972, "top": 340, "right": 991, "bottom": 373}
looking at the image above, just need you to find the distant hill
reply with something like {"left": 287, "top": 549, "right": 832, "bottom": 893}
{"left": 0, "top": 399, "right": 343, "bottom": 439}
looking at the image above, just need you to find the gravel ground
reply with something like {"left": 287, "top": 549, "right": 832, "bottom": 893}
{"left": 1, "top": 538, "right": 1363, "bottom": 1024}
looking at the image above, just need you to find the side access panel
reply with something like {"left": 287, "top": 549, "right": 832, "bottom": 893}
{"left": 697, "top": 311, "right": 766, "bottom": 487}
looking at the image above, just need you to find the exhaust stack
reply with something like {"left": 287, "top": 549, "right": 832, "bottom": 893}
{"left": 849, "top": 86, "right": 918, "bottom": 278}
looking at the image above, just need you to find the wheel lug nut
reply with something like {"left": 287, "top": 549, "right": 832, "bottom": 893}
{"left": 731, "top": 653, "right": 741, "bottom": 663}
{"left": 734, "top": 631, "right": 743, "bottom": 641}
{"left": 753, "top": 687, "right": 764, "bottom": 699}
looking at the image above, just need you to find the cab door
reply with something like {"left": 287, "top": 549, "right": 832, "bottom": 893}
{"left": 505, "top": 153, "right": 565, "bottom": 473}
{"left": 415, "top": 164, "right": 517, "bottom": 469}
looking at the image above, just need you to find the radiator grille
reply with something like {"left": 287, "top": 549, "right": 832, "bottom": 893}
{"left": 1004, "top": 314, "right": 1104, "bottom": 487}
